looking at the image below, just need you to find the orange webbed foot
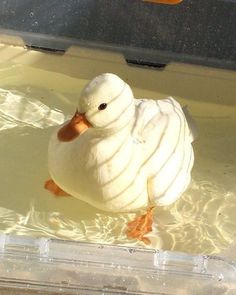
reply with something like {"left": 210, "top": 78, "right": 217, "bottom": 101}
{"left": 126, "top": 207, "right": 154, "bottom": 245}
{"left": 44, "top": 179, "right": 70, "bottom": 197}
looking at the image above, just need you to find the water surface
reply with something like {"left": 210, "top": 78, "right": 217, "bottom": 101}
{"left": 0, "top": 63, "right": 235, "bottom": 255}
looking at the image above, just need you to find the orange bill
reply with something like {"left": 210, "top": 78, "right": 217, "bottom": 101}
{"left": 57, "top": 110, "right": 91, "bottom": 142}
{"left": 143, "top": 0, "right": 182, "bottom": 4}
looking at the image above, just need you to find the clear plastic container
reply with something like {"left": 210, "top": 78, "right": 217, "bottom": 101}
{"left": 0, "top": 32, "right": 235, "bottom": 294}
{"left": 0, "top": 234, "right": 236, "bottom": 294}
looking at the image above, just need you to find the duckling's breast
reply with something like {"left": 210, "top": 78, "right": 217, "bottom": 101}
{"left": 48, "top": 127, "right": 149, "bottom": 212}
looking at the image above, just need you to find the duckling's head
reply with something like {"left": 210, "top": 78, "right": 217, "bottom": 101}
{"left": 79, "top": 73, "right": 135, "bottom": 129}
{"left": 58, "top": 73, "right": 135, "bottom": 142}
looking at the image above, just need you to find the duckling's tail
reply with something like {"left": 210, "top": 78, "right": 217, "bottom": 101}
{"left": 182, "top": 105, "right": 198, "bottom": 142}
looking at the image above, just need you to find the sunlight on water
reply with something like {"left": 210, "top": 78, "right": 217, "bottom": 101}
{"left": 0, "top": 63, "right": 235, "bottom": 255}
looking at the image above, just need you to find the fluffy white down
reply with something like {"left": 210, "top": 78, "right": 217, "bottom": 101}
{"left": 48, "top": 73, "right": 194, "bottom": 212}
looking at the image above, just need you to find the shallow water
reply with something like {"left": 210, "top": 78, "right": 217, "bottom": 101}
{"left": 0, "top": 63, "right": 236, "bottom": 255}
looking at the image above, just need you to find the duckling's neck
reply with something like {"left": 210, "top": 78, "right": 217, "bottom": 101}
{"left": 92, "top": 117, "right": 135, "bottom": 138}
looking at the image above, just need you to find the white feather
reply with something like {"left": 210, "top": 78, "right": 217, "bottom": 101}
{"left": 48, "top": 74, "right": 194, "bottom": 212}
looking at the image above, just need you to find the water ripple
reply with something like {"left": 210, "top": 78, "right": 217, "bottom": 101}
{"left": 0, "top": 179, "right": 235, "bottom": 254}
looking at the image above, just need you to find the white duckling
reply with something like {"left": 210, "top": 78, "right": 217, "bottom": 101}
{"left": 45, "top": 73, "right": 195, "bottom": 244}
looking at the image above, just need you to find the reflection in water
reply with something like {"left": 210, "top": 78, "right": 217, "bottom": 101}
{"left": 0, "top": 204, "right": 139, "bottom": 246}
{"left": 153, "top": 180, "right": 235, "bottom": 254}
{"left": 0, "top": 70, "right": 236, "bottom": 255}
{"left": 0, "top": 178, "right": 235, "bottom": 254}
{"left": 0, "top": 88, "right": 65, "bottom": 130}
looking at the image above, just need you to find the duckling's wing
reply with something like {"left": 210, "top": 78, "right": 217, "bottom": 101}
{"left": 132, "top": 98, "right": 161, "bottom": 142}
{"left": 132, "top": 97, "right": 195, "bottom": 144}
{"left": 132, "top": 98, "right": 173, "bottom": 168}
{"left": 133, "top": 97, "right": 194, "bottom": 207}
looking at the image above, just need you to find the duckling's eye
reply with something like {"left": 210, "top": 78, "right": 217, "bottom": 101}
{"left": 98, "top": 103, "right": 107, "bottom": 111}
